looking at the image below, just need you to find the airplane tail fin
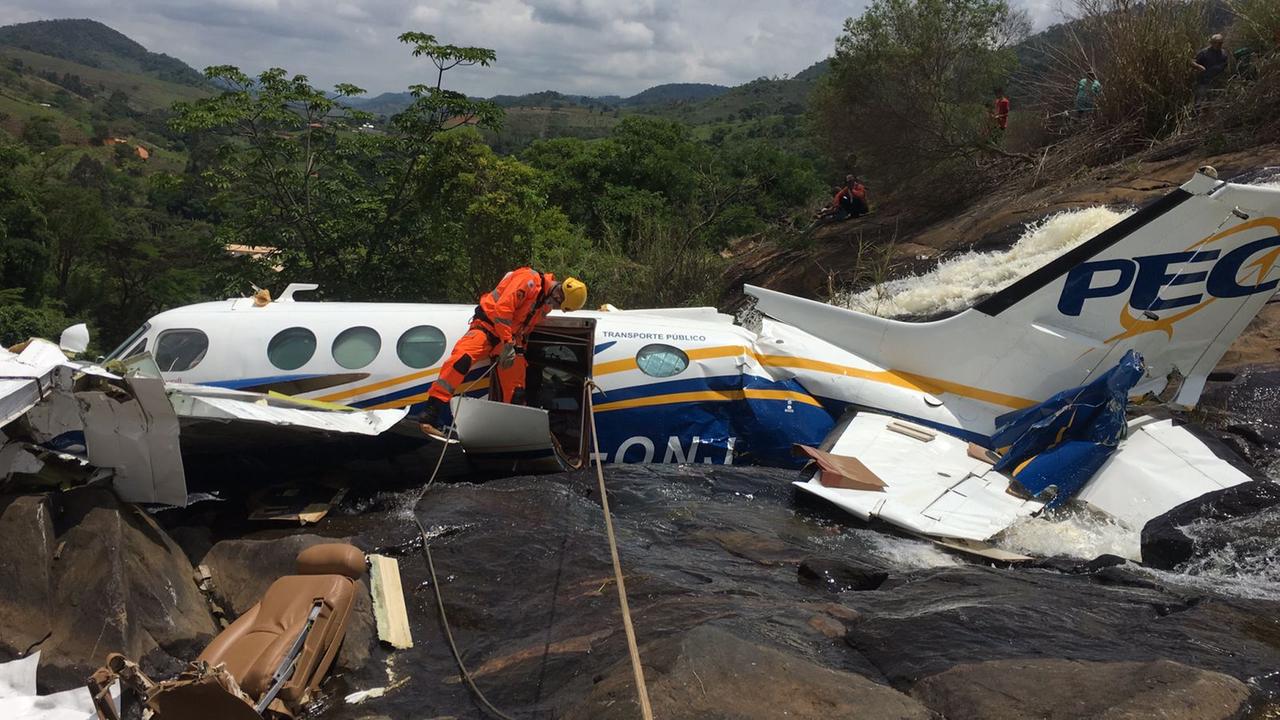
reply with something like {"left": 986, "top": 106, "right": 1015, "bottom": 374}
{"left": 748, "top": 172, "right": 1280, "bottom": 411}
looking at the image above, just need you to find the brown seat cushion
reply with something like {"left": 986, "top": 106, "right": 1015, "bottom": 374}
{"left": 196, "top": 542, "right": 366, "bottom": 707}
{"left": 297, "top": 543, "right": 366, "bottom": 579}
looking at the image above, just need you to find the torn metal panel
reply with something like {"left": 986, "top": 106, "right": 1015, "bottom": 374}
{"left": 0, "top": 340, "right": 69, "bottom": 427}
{"left": 79, "top": 376, "right": 187, "bottom": 507}
{"left": 168, "top": 390, "right": 408, "bottom": 435}
{"left": 794, "top": 412, "right": 1044, "bottom": 543}
{"left": 452, "top": 396, "right": 572, "bottom": 473}
{"left": 0, "top": 651, "right": 108, "bottom": 720}
{"left": 1075, "top": 416, "right": 1252, "bottom": 530}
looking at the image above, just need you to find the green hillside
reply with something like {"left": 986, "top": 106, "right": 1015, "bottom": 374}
{"left": 0, "top": 19, "right": 206, "bottom": 86}
{"left": 485, "top": 104, "right": 621, "bottom": 153}
{"left": 0, "top": 22, "right": 210, "bottom": 163}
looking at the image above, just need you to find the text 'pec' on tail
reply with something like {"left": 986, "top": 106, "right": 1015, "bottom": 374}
{"left": 747, "top": 172, "right": 1280, "bottom": 413}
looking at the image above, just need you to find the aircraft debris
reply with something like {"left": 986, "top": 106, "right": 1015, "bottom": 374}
{"left": 0, "top": 338, "right": 417, "bottom": 507}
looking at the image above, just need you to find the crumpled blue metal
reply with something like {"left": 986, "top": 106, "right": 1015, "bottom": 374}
{"left": 989, "top": 350, "right": 1145, "bottom": 507}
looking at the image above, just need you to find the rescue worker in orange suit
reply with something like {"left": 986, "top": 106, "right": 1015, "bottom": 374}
{"left": 418, "top": 269, "right": 588, "bottom": 437}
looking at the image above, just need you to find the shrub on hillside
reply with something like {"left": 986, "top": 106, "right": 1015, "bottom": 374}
{"left": 811, "top": 0, "right": 1024, "bottom": 210}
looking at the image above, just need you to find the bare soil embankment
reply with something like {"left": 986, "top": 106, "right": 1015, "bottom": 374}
{"left": 724, "top": 143, "right": 1280, "bottom": 308}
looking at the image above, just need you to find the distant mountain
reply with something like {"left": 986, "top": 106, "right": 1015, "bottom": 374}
{"left": 620, "top": 83, "right": 729, "bottom": 107}
{"left": 345, "top": 91, "right": 415, "bottom": 115}
{"left": 0, "top": 19, "right": 206, "bottom": 86}
{"left": 350, "top": 79, "right": 769, "bottom": 118}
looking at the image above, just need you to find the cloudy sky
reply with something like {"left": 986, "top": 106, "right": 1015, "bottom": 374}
{"left": 0, "top": 0, "right": 1065, "bottom": 98}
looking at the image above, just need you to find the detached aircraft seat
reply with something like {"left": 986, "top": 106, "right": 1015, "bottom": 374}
{"left": 196, "top": 543, "right": 365, "bottom": 705}
{"left": 96, "top": 543, "right": 366, "bottom": 720}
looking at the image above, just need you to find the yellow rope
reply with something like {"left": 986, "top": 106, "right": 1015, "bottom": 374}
{"left": 586, "top": 381, "right": 655, "bottom": 720}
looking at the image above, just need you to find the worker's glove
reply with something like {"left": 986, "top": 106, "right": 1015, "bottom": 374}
{"left": 498, "top": 343, "right": 517, "bottom": 369}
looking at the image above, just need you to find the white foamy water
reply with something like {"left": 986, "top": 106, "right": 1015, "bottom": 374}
{"left": 996, "top": 508, "right": 1142, "bottom": 561}
{"left": 836, "top": 206, "right": 1133, "bottom": 318}
{"left": 1140, "top": 509, "right": 1280, "bottom": 600}
{"left": 857, "top": 529, "right": 965, "bottom": 569}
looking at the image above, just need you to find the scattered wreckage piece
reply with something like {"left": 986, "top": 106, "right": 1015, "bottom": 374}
{"left": 796, "top": 407, "right": 1258, "bottom": 561}
{"left": 2, "top": 340, "right": 424, "bottom": 506}
{"left": 0, "top": 651, "right": 110, "bottom": 720}
{"left": 90, "top": 543, "right": 367, "bottom": 720}
{"left": 368, "top": 554, "right": 413, "bottom": 650}
{"left": 0, "top": 340, "right": 68, "bottom": 427}
{"left": 793, "top": 412, "right": 1045, "bottom": 547}
{"left": 1076, "top": 416, "right": 1252, "bottom": 531}
{"left": 451, "top": 396, "right": 586, "bottom": 473}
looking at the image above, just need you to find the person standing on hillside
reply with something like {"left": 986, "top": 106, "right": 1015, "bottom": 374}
{"left": 992, "top": 88, "right": 1010, "bottom": 138}
{"left": 418, "top": 269, "right": 587, "bottom": 438}
{"left": 1075, "top": 70, "right": 1102, "bottom": 118}
{"left": 1192, "top": 34, "right": 1230, "bottom": 104}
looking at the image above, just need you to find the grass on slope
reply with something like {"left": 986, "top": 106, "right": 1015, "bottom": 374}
{"left": 0, "top": 46, "right": 209, "bottom": 110}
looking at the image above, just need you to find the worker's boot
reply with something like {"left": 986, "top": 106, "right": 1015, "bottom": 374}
{"left": 417, "top": 398, "right": 451, "bottom": 440}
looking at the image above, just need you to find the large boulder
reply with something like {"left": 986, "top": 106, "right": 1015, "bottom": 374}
{"left": 201, "top": 534, "right": 374, "bottom": 672}
{"left": 1141, "top": 480, "right": 1280, "bottom": 569}
{"left": 0, "top": 495, "right": 56, "bottom": 657}
{"left": 911, "top": 658, "right": 1251, "bottom": 720}
{"left": 0, "top": 488, "right": 220, "bottom": 691}
{"left": 561, "top": 624, "right": 933, "bottom": 720}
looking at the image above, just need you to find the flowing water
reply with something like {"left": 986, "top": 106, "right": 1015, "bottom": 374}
{"left": 835, "top": 206, "right": 1133, "bottom": 317}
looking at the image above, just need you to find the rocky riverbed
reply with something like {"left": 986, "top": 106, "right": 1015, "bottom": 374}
{"left": 4, "top": 441, "right": 1280, "bottom": 719}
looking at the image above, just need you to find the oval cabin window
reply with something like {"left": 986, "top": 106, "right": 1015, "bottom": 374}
{"left": 155, "top": 329, "right": 209, "bottom": 372}
{"left": 267, "top": 327, "right": 317, "bottom": 371}
{"left": 635, "top": 344, "right": 690, "bottom": 378}
{"left": 397, "top": 325, "right": 447, "bottom": 369}
{"left": 332, "top": 326, "right": 381, "bottom": 369}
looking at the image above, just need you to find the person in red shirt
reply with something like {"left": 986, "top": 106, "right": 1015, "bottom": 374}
{"left": 835, "top": 175, "right": 868, "bottom": 218}
{"left": 992, "top": 87, "right": 1010, "bottom": 136}
{"left": 418, "top": 269, "right": 588, "bottom": 437}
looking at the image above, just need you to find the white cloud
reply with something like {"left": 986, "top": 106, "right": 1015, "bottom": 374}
{"left": 0, "top": 0, "right": 1068, "bottom": 97}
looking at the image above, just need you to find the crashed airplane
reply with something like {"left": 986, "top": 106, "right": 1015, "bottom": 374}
{"left": 33, "top": 171, "right": 1280, "bottom": 556}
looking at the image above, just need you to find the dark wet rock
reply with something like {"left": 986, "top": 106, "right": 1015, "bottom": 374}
{"left": 911, "top": 658, "right": 1251, "bottom": 720}
{"left": 798, "top": 557, "right": 888, "bottom": 592}
{"left": 561, "top": 624, "right": 933, "bottom": 720}
{"left": 1028, "top": 553, "right": 1126, "bottom": 574}
{"left": 198, "top": 465, "right": 1280, "bottom": 720}
{"left": 1199, "top": 363, "right": 1280, "bottom": 461}
{"left": 1142, "top": 480, "right": 1280, "bottom": 569}
{"left": 7, "top": 487, "right": 220, "bottom": 691}
{"left": 807, "top": 613, "right": 847, "bottom": 638}
{"left": 842, "top": 565, "right": 1280, "bottom": 687}
{"left": 201, "top": 534, "right": 375, "bottom": 672}
{"left": 0, "top": 494, "right": 56, "bottom": 657}
{"left": 167, "top": 525, "right": 213, "bottom": 567}
{"left": 1090, "top": 565, "right": 1164, "bottom": 590}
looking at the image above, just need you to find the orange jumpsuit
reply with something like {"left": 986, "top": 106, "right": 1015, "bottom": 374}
{"left": 428, "top": 268, "right": 556, "bottom": 405}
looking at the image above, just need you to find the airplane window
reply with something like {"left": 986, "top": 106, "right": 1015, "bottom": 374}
{"left": 106, "top": 322, "right": 151, "bottom": 361}
{"left": 268, "top": 327, "right": 317, "bottom": 371}
{"left": 154, "top": 329, "right": 209, "bottom": 372}
{"left": 636, "top": 344, "right": 689, "bottom": 378}
{"left": 397, "top": 325, "right": 446, "bottom": 369}
{"left": 332, "top": 326, "right": 381, "bottom": 369}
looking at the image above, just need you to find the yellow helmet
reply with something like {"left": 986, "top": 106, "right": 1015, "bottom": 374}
{"left": 560, "top": 277, "right": 587, "bottom": 311}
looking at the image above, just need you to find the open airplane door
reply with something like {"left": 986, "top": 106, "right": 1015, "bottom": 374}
{"left": 451, "top": 315, "right": 596, "bottom": 474}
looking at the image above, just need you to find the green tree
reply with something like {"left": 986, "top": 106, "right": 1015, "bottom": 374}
{"left": 169, "top": 32, "right": 506, "bottom": 300}
{"left": 812, "top": 0, "right": 1020, "bottom": 193}
{"left": 20, "top": 116, "right": 60, "bottom": 151}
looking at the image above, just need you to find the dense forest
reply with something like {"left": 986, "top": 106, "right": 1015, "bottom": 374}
{"left": 2, "top": 0, "right": 1279, "bottom": 352}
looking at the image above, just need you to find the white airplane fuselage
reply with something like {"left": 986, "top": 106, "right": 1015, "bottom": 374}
{"left": 107, "top": 297, "right": 988, "bottom": 467}
{"left": 111, "top": 175, "right": 1280, "bottom": 468}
